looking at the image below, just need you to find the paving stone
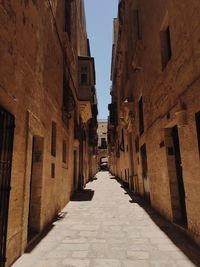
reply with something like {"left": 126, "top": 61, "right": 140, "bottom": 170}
{"left": 90, "top": 238, "right": 106, "bottom": 243}
{"left": 156, "top": 244, "right": 180, "bottom": 252}
{"left": 123, "top": 260, "right": 150, "bottom": 267}
{"left": 55, "top": 243, "right": 89, "bottom": 251}
{"left": 62, "top": 259, "right": 90, "bottom": 267}
{"left": 33, "top": 259, "right": 61, "bottom": 267}
{"left": 128, "top": 238, "right": 150, "bottom": 245}
{"left": 126, "top": 244, "right": 151, "bottom": 251}
{"left": 89, "top": 243, "right": 109, "bottom": 258}
{"left": 71, "top": 225, "right": 99, "bottom": 231}
{"left": 79, "top": 231, "right": 98, "bottom": 237}
{"left": 11, "top": 255, "right": 39, "bottom": 267}
{"left": 72, "top": 251, "right": 88, "bottom": 258}
{"left": 126, "top": 251, "right": 150, "bottom": 259}
{"left": 150, "top": 260, "right": 178, "bottom": 267}
{"left": 150, "top": 237, "right": 174, "bottom": 244}
{"left": 62, "top": 238, "right": 87, "bottom": 244}
{"left": 108, "top": 248, "right": 127, "bottom": 260}
{"left": 45, "top": 249, "right": 72, "bottom": 259}
{"left": 33, "top": 241, "right": 58, "bottom": 252}
{"left": 176, "top": 260, "right": 198, "bottom": 267}
{"left": 92, "top": 259, "right": 121, "bottom": 267}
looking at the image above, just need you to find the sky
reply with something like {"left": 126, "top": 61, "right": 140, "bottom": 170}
{"left": 84, "top": 0, "right": 118, "bottom": 120}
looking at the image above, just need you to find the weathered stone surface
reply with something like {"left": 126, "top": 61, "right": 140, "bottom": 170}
{"left": 12, "top": 172, "right": 200, "bottom": 267}
{"left": 0, "top": 1, "right": 98, "bottom": 266}
{"left": 108, "top": 0, "right": 200, "bottom": 247}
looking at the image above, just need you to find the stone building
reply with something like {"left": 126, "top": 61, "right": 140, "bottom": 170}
{"left": 97, "top": 120, "right": 108, "bottom": 166}
{"left": 108, "top": 0, "right": 200, "bottom": 245}
{"left": 0, "top": 0, "right": 98, "bottom": 266}
{"left": 97, "top": 120, "right": 108, "bottom": 149}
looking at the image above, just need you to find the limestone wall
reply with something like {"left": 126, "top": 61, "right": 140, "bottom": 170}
{"left": 110, "top": 0, "right": 200, "bottom": 245}
{"left": 0, "top": 1, "right": 91, "bottom": 265}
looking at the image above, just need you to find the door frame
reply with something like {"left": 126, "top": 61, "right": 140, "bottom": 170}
{"left": 0, "top": 107, "right": 15, "bottom": 267}
{"left": 27, "top": 136, "right": 44, "bottom": 243}
{"left": 165, "top": 126, "right": 187, "bottom": 226}
{"left": 140, "top": 143, "right": 150, "bottom": 200}
{"left": 172, "top": 126, "right": 187, "bottom": 225}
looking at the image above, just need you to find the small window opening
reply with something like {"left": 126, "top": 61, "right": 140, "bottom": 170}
{"left": 51, "top": 122, "right": 56, "bottom": 157}
{"left": 81, "top": 73, "right": 88, "bottom": 85}
{"left": 51, "top": 163, "right": 55, "bottom": 178}
{"left": 63, "top": 140, "right": 67, "bottom": 163}
{"left": 138, "top": 97, "right": 144, "bottom": 135}
{"left": 160, "top": 26, "right": 172, "bottom": 70}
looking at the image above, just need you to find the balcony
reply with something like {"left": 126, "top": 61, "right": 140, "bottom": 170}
{"left": 78, "top": 56, "right": 95, "bottom": 100}
{"left": 78, "top": 56, "right": 96, "bottom": 123}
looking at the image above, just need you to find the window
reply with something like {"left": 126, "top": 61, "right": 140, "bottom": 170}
{"left": 81, "top": 73, "right": 88, "bottom": 85}
{"left": 62, "top": 140, "right": 67, "bottom": 163}
{"left": 195, "top": 111, "right": 200, "bottom": 155}
{"left": 80, "top": 65, "right": 89, "bottom": 85}
{"left": 160, "top": 26, "right": 172, "bottom": 70}
{"left": 51, "top": 163, "right": 55, "bottom": 178}
{"left": 133, "top": 9, "right": 142, "bottom": 40}
{"left": 138, "top": 97, "right": 144, "bottom": 135}
{"left": 101, "top": 138, "right": 107, "bottom": 149}
{"left": 81, "top": 66, "right": 88, "bottom": 72}
{"left": 51, "top": 122, "right": 56, "bottom": 157}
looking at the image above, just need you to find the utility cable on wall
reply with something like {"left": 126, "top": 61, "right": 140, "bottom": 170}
{"left": 47, "top": 0, "right": 78, "bottom": 102}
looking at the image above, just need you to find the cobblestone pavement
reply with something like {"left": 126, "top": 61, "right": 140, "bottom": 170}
{"left": 12, "top": 172, "right": 200, "bottom": 267}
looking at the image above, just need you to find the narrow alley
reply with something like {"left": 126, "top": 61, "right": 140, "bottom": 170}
{"left": 1, "top": 0, "right": 200, "bottom": 266}
{"left": 13, "top": 172, "right": 200, "bottom": 267}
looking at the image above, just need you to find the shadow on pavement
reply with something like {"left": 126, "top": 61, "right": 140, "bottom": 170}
{"left": 25, "top": 211, "right": 68, "bottom": 254}
{"left": 24, "top": 190, "right": 94, "bottom": 254}
{"left": 25, "top": 224, "right": 55, "bottom": 253}
{"left": 90, "top": 177, "right": 97, "bottom": 182}
{"left": 53, "top": 211, "right": 68, "bottom": 221}
{"left": 70, "top": 189, "right": 95, "bottom": 202}
{"left": 113, "top": 175, "right": 200, "bottom": 266}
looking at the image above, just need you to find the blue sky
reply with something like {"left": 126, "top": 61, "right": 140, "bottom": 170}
{"left": 84, "top": 0, "right": 118, "bottom": 120}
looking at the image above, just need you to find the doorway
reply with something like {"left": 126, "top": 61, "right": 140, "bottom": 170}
{"left": 27, "top": 136, "right": 44, "bottom": 242}
{"left": 140, "top": 143, "right": 150, "bottom": 201}
{"left": 0, "top": 107, "right": 15, "bottom": 267}
{"left": 79, "top": 136, "right": 84, "bottom": 190}
{"left": 171, "top": 126, "right": 187, "bottom": 225}
{"left": 73, "top": 150, "right": 78, "bottom": 190}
